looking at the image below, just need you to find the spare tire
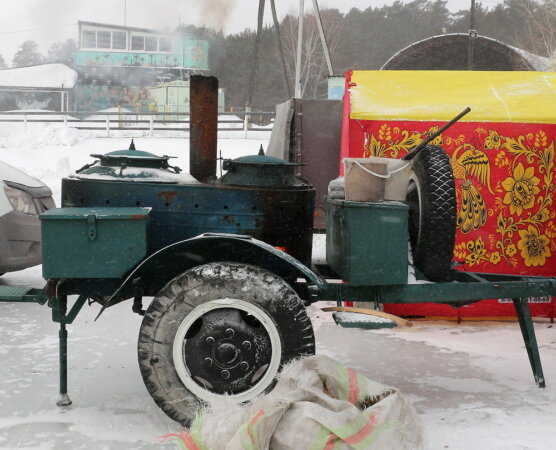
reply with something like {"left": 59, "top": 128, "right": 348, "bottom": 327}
{"left": 406, "top": 145, "right": 456, "bottom": 281}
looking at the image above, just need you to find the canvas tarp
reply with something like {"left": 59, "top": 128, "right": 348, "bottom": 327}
{"left": 348, "top": 70, "right": 556, "bottom": 124}
{"left": 164, "top": 355, "right": 423, "bottom": 449}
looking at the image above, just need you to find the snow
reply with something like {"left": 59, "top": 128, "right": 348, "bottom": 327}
{"left": 0, "top": 64, "right": 78, "bottom": 89}
{"left": 0, "top": 123, "right": 88, "bottom": 149}
{"left": 84, "top": 108, "right": 136, "bottom": 122}
{"left": 72, "top": 166, "right": 200, "bottom": 185}
{"left": 0, "top": 127, "right": 555, "bottom": 449}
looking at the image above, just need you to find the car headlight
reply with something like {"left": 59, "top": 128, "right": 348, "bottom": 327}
{"left": 3, "top": 185, "right": 38, "bottom": 215}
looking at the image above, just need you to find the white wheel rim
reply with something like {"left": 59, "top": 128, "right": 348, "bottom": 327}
{"left": 408, "top": 173, "right": 423, "bottom": 234}
{"left": 410, "top": 172, "right": 423, "bottom": 209}
{"left": 172, "top": 299, "right": 282, "bottom": 403}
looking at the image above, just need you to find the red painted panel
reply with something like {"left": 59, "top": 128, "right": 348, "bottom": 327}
{"left": 342, "top": 72, "right": 556, "bottom": 318}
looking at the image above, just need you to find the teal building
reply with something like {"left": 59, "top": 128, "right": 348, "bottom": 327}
{"left": 72, "top": 21, "right": 210, "bottom": 113}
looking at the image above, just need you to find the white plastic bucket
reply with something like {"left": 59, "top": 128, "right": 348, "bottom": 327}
{"left": 343, "top": 157, "right": 412, "bottom": 202}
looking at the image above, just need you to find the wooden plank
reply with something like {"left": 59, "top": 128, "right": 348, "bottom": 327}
{"left": 322, "top": 306, "right": 413, "bottom": 327}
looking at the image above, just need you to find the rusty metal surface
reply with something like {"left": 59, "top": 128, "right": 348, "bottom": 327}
{"left": 62, "top": 177, "right": 314, "bottom": 265}
{"left": 190, "top": 75, "right": 218, "bottom": 182}
{"left": 260, "top": 187, "right": 314, "bottom": 266}
{"left": 294, "top": 99, "right": 342, "bottom": 230}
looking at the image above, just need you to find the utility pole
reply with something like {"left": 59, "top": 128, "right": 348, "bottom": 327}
{"left": 311, "top": 0, "right": 333, "bottom": 76}
{"left": 244, "top": 0, "right": 266, "bottom": 136}
{"left": 467, "top": 0, "right": 477, "bottom": 70}
{"left": 294, "top": 0, "right": 305, "bottom": 98}
{"left": 270, "top": 0, "right": 292, "bottom": 98}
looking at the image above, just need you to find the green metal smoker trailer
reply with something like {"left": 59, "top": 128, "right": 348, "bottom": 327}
{"left": 0, "top": 175, "right": 553, "bottom": 427}
{"left": 1, "top": 77, "right": 554, "bottom": 426}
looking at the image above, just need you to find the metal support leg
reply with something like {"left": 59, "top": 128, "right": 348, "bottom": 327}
{"left": 512, "top": 298, "right": 545, "bottom": 388}
{"left": 56, "top": 296, "right": 72, "bottom": 406}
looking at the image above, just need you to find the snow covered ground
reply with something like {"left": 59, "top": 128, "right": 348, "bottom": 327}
{"left": 0, "top": 125, "right": 555, "bottom": 449}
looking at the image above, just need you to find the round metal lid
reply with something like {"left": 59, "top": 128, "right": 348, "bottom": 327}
{"left": 233, "top": 153, "right": 294, "bottom": 165}
{"left": 225, "top": 145, "right": 299, "bottom": 167}
{"left": 89, "top": 140, "right": 175, "bottom": 169}
{"left": 72, "top": 140, "right": 191, "bottom": 183}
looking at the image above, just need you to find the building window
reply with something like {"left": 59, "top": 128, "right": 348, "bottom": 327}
{"left": 83, "top": 30, "right": 96, "bottom": 48}
{"left": 97, "top": 31, "right": 111, "bottom": 49}
{"left": 82, "top": 28, "right": 128, "bottom": 50}
{"left": 131, "top": 35, "right": 145, "bottom": 51}
{"left": 112, "top": 31, "right": 127, "bottom": 49}
{"left": 130, "top": 33, "right": 172, "bottom": 53}
{"left": 145, "top": 36, "right": 158, "bottom": 52}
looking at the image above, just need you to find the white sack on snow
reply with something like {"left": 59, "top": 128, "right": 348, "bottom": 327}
{"left": 170, "top": 355, "right": 423, "bottom": 449}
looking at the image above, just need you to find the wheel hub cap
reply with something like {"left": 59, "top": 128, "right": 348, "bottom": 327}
{"left": 215, "top": 342, "right": 239, "bottom": 365}
{"left": 180, "top": 307, "right": 272, "bottom": 395}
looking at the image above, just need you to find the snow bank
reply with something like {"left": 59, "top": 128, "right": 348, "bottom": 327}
{"left": 0, "top": 124, "right": 90, "bottom": 148}
{"left": 84, "top": 107, "right": 135, "bottom": 121}
{"left": 0, "top": 64, "right": 78, "bottom": 89}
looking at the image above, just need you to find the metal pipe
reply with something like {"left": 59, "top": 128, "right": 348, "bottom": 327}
{"left": 270, "top": 0, "right": 292, "bottom": 97}
{"left": 294, "top": 0, "right": 304, "bottom": 98}
{"left": 244, "top": 0, "right": 266, "bottom": 108}
{"left": 311, "top": 0, "right": 334, "bottom": 76}
{"left": 190, "top": 75, "right": 218, "bottom": 182}
{"left": 56, "top": 296, "right": 72, "bottom": 406}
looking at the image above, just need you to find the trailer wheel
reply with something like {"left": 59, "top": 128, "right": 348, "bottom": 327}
{"left": 137, "top": 262, "right": 315, "bottom": 426}
{"left": 406, "top": 145, "right": 456, "bottom": 281}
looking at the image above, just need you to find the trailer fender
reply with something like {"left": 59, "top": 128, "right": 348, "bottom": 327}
{"left": 96, "top": 233, "right": 324, "bottom": 318}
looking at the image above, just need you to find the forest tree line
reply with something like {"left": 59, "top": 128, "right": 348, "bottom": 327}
{"left": 1, "top": 0, "right": 555, "bottom": 111}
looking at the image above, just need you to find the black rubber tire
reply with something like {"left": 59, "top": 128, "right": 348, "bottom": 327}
{"left": 137, "top": 262, "right": 315, "bottom": 426}
{"left": 406, "top": 145, "right": 456, "bottom": 281}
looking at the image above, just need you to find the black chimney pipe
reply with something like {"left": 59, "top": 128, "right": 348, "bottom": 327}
{"left": 190, "top": 75, "right": 218, "bottom": 182}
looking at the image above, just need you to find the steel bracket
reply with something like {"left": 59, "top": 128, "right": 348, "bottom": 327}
{"left": 87, "top": 214, "right": 97, "bottom": 241}
{"left": 51, "top": 295, "right": 88, "bottom": 324}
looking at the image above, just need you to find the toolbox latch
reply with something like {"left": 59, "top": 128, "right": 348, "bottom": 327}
{"left": 87, "top": 214, "right": 97, "bottom": 241}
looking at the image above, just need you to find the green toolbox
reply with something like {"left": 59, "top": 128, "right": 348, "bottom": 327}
{"left": 326, "top": 199, "right": 408, "bottom": 285}
{"left": 40, "top": 207, "right": 151, "bottom": 279}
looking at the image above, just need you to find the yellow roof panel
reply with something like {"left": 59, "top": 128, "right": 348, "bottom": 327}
{"left": 349, "top": 71, "right": 556, "bottom": 124}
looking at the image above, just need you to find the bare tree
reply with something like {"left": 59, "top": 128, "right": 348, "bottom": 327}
{"left": 513, "top": 0, "right": 556, "bottom": 57}
{"left": 280, "top": 9, "right": 343, "bottom": 99}
{"left": 550, "top": 49, "right": 556, "bottom": 70}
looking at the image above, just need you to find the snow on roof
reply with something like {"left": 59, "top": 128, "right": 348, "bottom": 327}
{"left": 0, "top": 64, "right": 78, "bottom": 89}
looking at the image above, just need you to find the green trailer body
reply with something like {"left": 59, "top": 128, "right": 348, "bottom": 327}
{"left": 0, "top": 149, "right": 554, "bottom": 421}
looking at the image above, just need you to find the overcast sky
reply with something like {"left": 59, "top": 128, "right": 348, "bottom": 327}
{"left": 0, "top": 0, "right": 504, "bottom": 65}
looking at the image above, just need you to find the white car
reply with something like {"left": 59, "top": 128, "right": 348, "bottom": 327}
{"left": 0, "top": 161, "right": 55, "bottom": 275}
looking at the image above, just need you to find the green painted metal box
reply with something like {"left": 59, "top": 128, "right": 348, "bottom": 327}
{"left": 326, "top": 200, "right": 408, "bottom": 285}
{"left": 40, "top": 207, "right": 150, "bottom": 279}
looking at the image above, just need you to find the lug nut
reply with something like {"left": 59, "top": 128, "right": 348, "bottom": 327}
{"left": 226, "top": 328, "right": 235, "bottom": 338}
{"left": 203, "top": 358, "right": 213, "bottom": 367}
{"left": 206, "top": 337, "right": 215, "bottom": 344}
{"left": 221, "top": 370, "right": 230, "bottom": 379}
{"left": 240, "top": 361, "right": 249, "bottom": 371}
{"left": 242, "top": 341, "right": 252, "bottom": 350}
